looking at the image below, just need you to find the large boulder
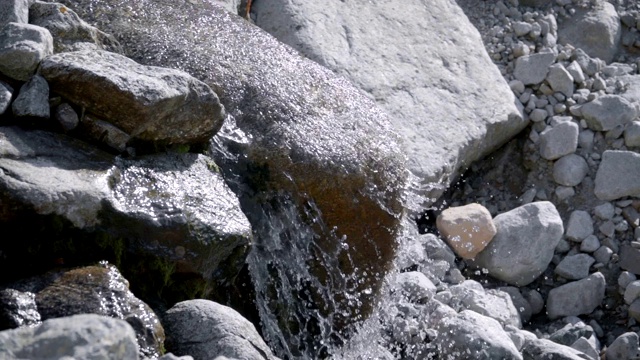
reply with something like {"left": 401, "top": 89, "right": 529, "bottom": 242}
{"left": 0, "top": 126, "right": 252, "bottom": 303}
{"left": 58, "top": 0, "right": 408, "bottom": 352}
{"left": 470, "top": 202, "right": 564, "bottom": 286}
{"left": 163, "top": 299, "right": 279, "bottom": 360}
{"left": 0, "top": 314, "right": 139, "bottom": 360}
{"left": 39, "top": 50, "right": 224, "bottom": 147}
{"left": 249, "top": 0, "right": 526, "bottom": 203}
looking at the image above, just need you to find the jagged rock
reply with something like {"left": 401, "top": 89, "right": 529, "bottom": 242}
{"left": 431, "top": 310, "right": 523, "bottom": 360}
{"left": 471, "top": 202, "right": 564, "bottom": 286}
{"left": 522, "top": 338, "right": 591, "bottom": 360}
{"left": 514, "top": 52, "right": 556, "bottom": 85}
{"left": 248, "top": 0, "right": 525, "bottom": 203}
{"left": 0, "top": 81, "right": 12, "bottom": 115}
{"left": 29, "top": 1, "right": 121, "bottom": 53}
{"left": 565, "top": 210, "right": 594, "bottom": 242}
{"left": 0, "top": 289, "right": 40, "bottom": 329}
{"left": 163, "top": 299, "right": 280, "bottom": 360}
{"left": 0, "top": 22, "right": 53, "bottom": 81}
{"left": 546, "top": 273, "right": 606, "bottom": 319}
{"left": 39, "top": 50, "right": 224, "bottom": 147}
{"left": 436, "top": 203, "right": 497, "bottom": 259}
{"left": 11, "top": 74, "right": 49, "bottom": 119}
{"left": 558, "top": 0, "right": 621, "bottom": 63}
{"left": 554, "top": 254, "right": 595, "bottom": 280}
{"left": 553, "top": 154, "right": 588, "bottom": 187}
{"left": 58, "top": 0, "right": 408, "bottom": 344}
{"left": 0, "top": 127, "right": 252, "bottom": 302}
{"left": 546, "top": 63, "right": 574, "bottom": 97}
{"left": 450, "top": 282, "right": 522, "bottom": 328}
{"left": 1, "top": 0, "right": 28, "bottom": 26}
{"left": 539, "top": 121, "right": 579, "bottom": 160}
{"left": 579, "top": 95, "right": 637, "bottom": 132}
{"left": 567, "top": 61, "right": 586, "bottom": 84}
{"left": 2, "top": 263, "right": 164, "bottom": 358}
{"left": 594, "top": 150, "right": 640, "bottom": 200}
{"left": 606, "top": 332, "right": 640, "bottom": 360}
{"left": 0, "top": 314, "right": 139, "bottom": 360}
{"left": 572, "top": 49, "right": 604, "bottom": 76}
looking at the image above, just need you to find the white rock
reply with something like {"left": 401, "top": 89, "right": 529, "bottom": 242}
{"left": 539, "top": 121, "right": 579, "bottom": 160}
{"left": 594, "top": 151, "right": 640, "bottom": 200}
{"left": 553, "top": 154, "right": 588, "bottom": 187}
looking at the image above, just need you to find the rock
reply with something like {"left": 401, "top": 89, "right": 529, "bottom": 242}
{"left": 557, "top": 0, "right": 621, "bottom": 63}
{"left": 163, "top": 299, "right": 280, "bottom": 360}
{"left": 546, "top": 272, "right": 606, "bottom": 319}
{"left": 624, "top": 281, "right": 640, "bottom": 304}
{"left": 432, "top": 310, "right": 523, "bottom": 360}
{"left": 0, "top": 0, "right": 29, "bottom": 26}
{"left": 54, "top": 102, "right": 79, "bottom": 131}
{"left": 594, "top": 151, "right": 640, "bottom": 200}
{"left": 514, "top": 52, "right": 557, "bottom": 85}
{"left": 580, "top": 95, "right": 637, "bottom": 132}
{"left": 58, "top": 0, "right": 408, "bottom": 343}
{"left": 554, "top": 254, "right": 595, "bottom": 280}
{"left": 522, "top": 338, "right": 591, "bottom": 360}
{"left": 546, "top": 63, "right": 574, "bottom": 97}
{"left": 606, "top": 332, "right": 640, "bottom": 360}
{"left": 248, "top": 0, "right": 525, "bottom": 204}
{"left": 625, "top": 121, "right": 640, "bottom": 147}
{"left": 0, "top": 127, "right": 252, "bottom": 303}
{"left": 571, "top": 337, "right": 599, "bottom": 360}
{"left": 0, "top": 314, "right": 139, "bottom": 360}
{"left": 79, "top": 113, "right": 130, "bottom": 152}
{"left": 572, "top": 49, "right": 604, "bottom": 76}
{"left": 580, "top": 235, "right": 601, "bottom": 253}
{"left": 565, "top": 210, "right": 594, "bottom": 242}
{"left": 514, "top": 21, "right": 533, "bottom": 37}
{"left": 0, "top": 289, "right": 40, "bottom": 329}
{"left": 539, "top": 121, "right": 579, "bottom": 160}
{"left": 629, "top": 299, "right": 640, "bottom": 322}
{"left": 594, "top": 203, "right": 615, "bottom": 220}
{"left": 618, "top": 271, "right": 637, "bottom": 289}
{"left": 519, "top": 0, "right": 552, "bottom": 7}
{"left": 523, "top": 289, "right": 545, "bottom": 315}
{"left": 549, "top": 323, "right": 594, "bottom": 346}
{"left": 0, "top": 22, "right": 53, "bottom": 81}
{"left": 567, "top": 61, "right": 586, "bottom": 84}
{"left": 394, "top": 271, "right": 436, "bottom": 303}
{"left": 436, "top": 203, "right": 497, "bottom": 259}
{"left": 530, "top": 108, "right": 548, "bottom": 123}
{"left": 3, "top": 263, "right": 164, "bottom": 358}
{"left": 471, "top": 201, "right": 564, "bottom": 286}
{"left": 593, "top": 246, "right": 613, "bottom": 265}
{"left": 0, "top": 81, "right": 12, "bottom": 115}
{"left": 500, "top": 287, "right": 533, "bottom": 323}
{"left": 11, "top": 74, "right": 50, "bottom": 119}
{"left": 450, "top": 283, "right": 522, "bottom": 328}
{"left": 553, "top": 154, "right": 588, "bottom": 187}
{"left": 39, "top": 50, "right": 223, "bottom": 147}
{"left": 29, "top": 1, "right": 121, "bottom": 53}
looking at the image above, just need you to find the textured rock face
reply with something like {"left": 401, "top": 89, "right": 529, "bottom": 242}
{"left": 39, "top": 50, "right": 224, "bottom": 147}
{"left": 249, "top": 0, "right": 525, "bottom": 203}
{"left": 163, "top": 299, "right": 279, "bottom": 360}
{"left": 436, "top": 203, "right": 497, "bottom": 259}
{"left": 558, "top": 0, "right": 621, "bottom": 63}
{"left": 594, "top": 151, "right": 640, "bottom": 200}
{"left": 546, "top": 273, "right": 606, "bottom": 319}
{"left": 0, "top": 22, "right": 53, "bottom": 81}
{"left": 58, "top": 0, "right": 408, "bottom": 346}
{"left": 0, "top": 314, "right": 139, "bottom": 360}
{"left": 470, "top": 201, "right": 564, "bottom": 286}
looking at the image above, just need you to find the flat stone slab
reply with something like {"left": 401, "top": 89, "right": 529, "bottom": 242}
{"left": 594, "top": 150, "right": 640, "bottom": 200}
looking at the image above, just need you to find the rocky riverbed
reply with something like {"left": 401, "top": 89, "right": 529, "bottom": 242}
{"left": 2, "top": 0, "right": 640, "bottom": 359}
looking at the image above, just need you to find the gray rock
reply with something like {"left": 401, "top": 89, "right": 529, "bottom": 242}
{"left": 0, "top": 0, "right": 29, "bottom": 26}
{"left": 546, "top": 273, "right": 606, "bottom": 319}
{"left": 625, "top": 121, "right": 640, "bottom": 147}
{"left": 163, "top": 299, "right": 279, "bottom": 360}
{"left": 523, "top": 338, "right": 591, "bottom": 360}
{"left": 618, "top": 271, "right": 637, "bottom": 289}
{"left": 394, "top": 271, "right": 436, "bottom": 303}
{"left": 0, "top": 22, "right": 53, "bottom": 81}
{"left": 571, "top": 337, "right": 599, "bottom": 360}
{"left": 554, "top": 254, "right": 596, "bottom": 280}
{"left": 549, "top": 323, "right": 594, "bottom": 346}
{"left": 11, "top": 75, "right": 50, "bottom": 119}
{"left": 546, "top": 63, "right": 574, "bottom": 97}
{"left": 80, "top": 113, "right": 130, "bottom": 152}
{"left": 624, "top": 280, "right": 640, "bottom": 304}
{"left": 432, "top": 310, "right": 523, "bottom": 360}
{"left": 567, "top": 61, "right": 586, "bottom": 83}
{"left": 558, "top": 0, "right": 621, "bottom": 63}
{"left": 530, "top": 108, "right": 549, "bottom": 123}
{"left": 29, "top": 1, "right": 122, "bottom": 53}
{"left": 593, "top": 246, "right": 613, "bottom": 264}
{"left": 54, "top": 102, "right": 79, "bottom": 131}
{"left": 0, "top": 314, "right": 139, "bottom": 360}
{"left": 158, "top": 353, "right": 195, "bottom": 360}
{"left": 514, "top": 52, "right": 557, "bottom": 85}
{"left": 450, "top": 284, "right": 522, "bottom": 328}
{"left": 594, "top": 203, "right": 615, "bottom": 220}
{"left": 39, "top": 50, "right": 223, "bottom": 146}
{"left": 565, "top": 210, "right": 594, "bottom": 242}
{"left": 606, "top": 332, "right": 640, "bottom": 360}
{"left": 540, "top": 121, "right": 579, "bottom": 160}
{"left": 471, "top": 202, "right": 564, "bottom": 286}
{"left": 249, "top": 0, "right": 525, "bottom": 205}
{"left": 519, "top": 0, "right": 552, "bottom": 7}
{"left": 0, "top": 289, "right": 40, "bottom": 329}
{"left": 499, "top": 286, "right": 533, "bottom": 323}
{"left": 594, "top": 151, "right": 640, "bottom": 200}
{"left": 630, "top": 299, "right": 640, "bottom": 322}
{"left": 580, "top": 95, "right": 637, "bottom": 131}
{"left": 553, "top": 154, "right": 588, "bottom": 187}
{"left": 514, "top": 21, "right": 533, "bottom": 37}
{"left": 523, "top": 289, "right": 545, "bottom": 315}
{"left": 0, "top": 81, "right": 13, "bottom": 115}
{"left": 580, "top": 235, "right": 601, "bottom": 253}
{"left": 572, "top": 49, "right": 604, "bottom": 76}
